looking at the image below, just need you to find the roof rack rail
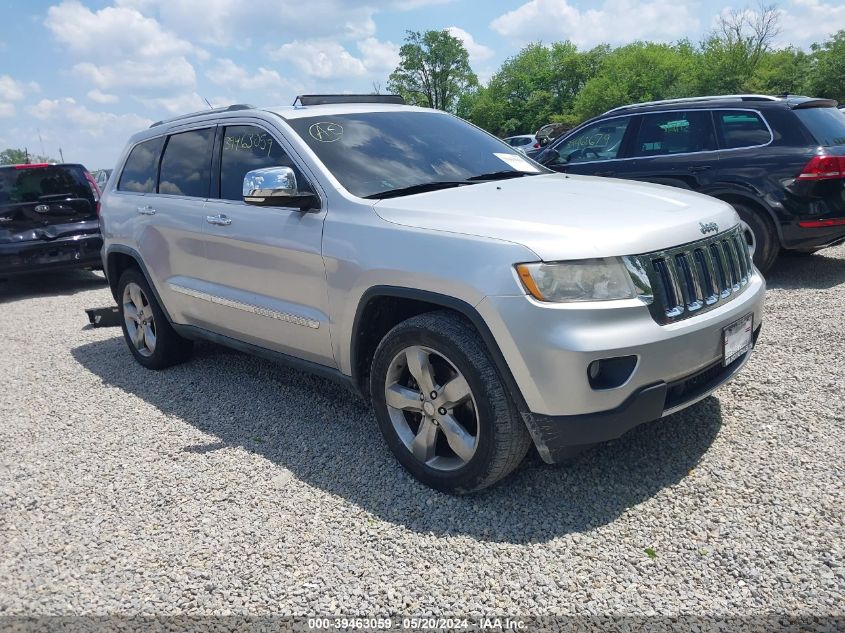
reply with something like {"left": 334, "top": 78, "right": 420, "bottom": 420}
{"left": 293, "top": 94, "right": 405, "bottom": 106}
{"left": 149, "top": 103, "right": 255, "bottom": 128}
{"left": 603, "top": 94, "right": 781, "bottom": 115}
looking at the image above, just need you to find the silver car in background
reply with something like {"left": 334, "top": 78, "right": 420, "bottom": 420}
{"left": 99, "top": 95, "right": 765, "bottom": 493}
{"left": 503, "top": 134, "right": 539, "bottom": 153}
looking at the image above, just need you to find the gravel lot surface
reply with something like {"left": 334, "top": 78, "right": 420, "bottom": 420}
{"left": 1, "top": 247, "right": 843, "bottom": 622}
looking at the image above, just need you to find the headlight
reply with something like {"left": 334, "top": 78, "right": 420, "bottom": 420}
{"left": 515, "top": 258, "right": 637, "bottom": 302}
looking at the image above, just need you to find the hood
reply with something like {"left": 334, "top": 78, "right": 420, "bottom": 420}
{"left": 373, "top": 174, "right": 740, "bottom": 261}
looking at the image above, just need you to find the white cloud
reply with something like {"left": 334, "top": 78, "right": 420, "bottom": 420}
{"left": 268, "top": 37, "right": 402, "bottom": 80}
{"left": 270, "top": 41, "right": 367, "bottom": 79}
{"left": 771, "top": 0, "right": 845, "bottom": 46}
{"left": 44, "top": 1, "right": 200, "bottom": 103}
{"left": 206, "top": 58, "right": 288, "bottom": 90}
{"left": 87, "top": 89, "right": 119, "bottom": 104}
{"left": 114, "top": 0, "right": 456, "bottom": 45}
{"left": 356, "top": 37, "right": 401, "bottom": 72}
{"left": 73, "top": 57, "right": 196, "bottom": 94}
{"left": 446, "top": 26, "right": 494, "bottom": 63}
{"left": 45, "top": 1, "right": 199, "bottom": 60}
{"left": 490, "top": 0, "right": 699, "bottom": 47}
{"left": 0, "top": 75, "right": 39, "bottom": 119}
{"left": 28, "top": 98, "right": 66, "bottom": 120}
{"left": 26, "top": 97, "right": 150, "bottom": 136}
{"left": 0, "top": 75, "right": 39, "bottom": 101}
{"left": 140, "top": 92, "right": 209, "bottom": 115}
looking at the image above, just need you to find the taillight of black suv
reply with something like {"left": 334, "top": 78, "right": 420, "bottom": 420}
{"left": 537, "top": 95, "right": 845, "bottom": 273}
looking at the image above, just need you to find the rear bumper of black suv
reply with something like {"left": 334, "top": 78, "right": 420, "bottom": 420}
{"left": 0, "top": 233, "right": 103, "bottom": 276}
{"left": 523, "top": 326, "right": 761, "bottom": 464}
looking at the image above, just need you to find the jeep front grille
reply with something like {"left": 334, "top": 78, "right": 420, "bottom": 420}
{"left": 625, "top": 225, "right": 754, "bottom": 324}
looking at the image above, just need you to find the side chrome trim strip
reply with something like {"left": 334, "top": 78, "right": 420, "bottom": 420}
{"left": 168, "top": 283, "right": 320, "bottom": 329}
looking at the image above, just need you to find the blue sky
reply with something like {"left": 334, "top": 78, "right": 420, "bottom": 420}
{"left": 2, "top": 0, "right": 844, "bottom": 170}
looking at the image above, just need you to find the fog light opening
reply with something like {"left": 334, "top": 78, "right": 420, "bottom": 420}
{"left": 588, "top": 355, "right": 638, "bottom": 390}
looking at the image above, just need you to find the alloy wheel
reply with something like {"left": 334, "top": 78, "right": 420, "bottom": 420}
{"left": 384, "top": 345, "right": 479, "bottom": 471}
{"left": 122, "top": 282, "right": 157, "bottom": 357}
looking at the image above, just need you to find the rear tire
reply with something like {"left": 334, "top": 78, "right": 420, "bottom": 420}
{"left": 117, "top": 268, "right": 192, "bottom": 370}
{"left": 370, "top": 311, "right": 532, "bottom": 494}
{"left": 730, "top": 201, "right": 779, "bottom": 273}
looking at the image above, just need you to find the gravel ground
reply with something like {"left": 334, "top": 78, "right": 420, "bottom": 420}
{"left": 0, "top": 247, "right": 843, "bottom": 623}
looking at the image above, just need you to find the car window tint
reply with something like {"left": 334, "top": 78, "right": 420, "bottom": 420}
{"left": 158, "top": 128, "right": 214, "bottom": 197}
{"left": 118, "top": 136, "right": 165, "bottom": 193}
{"left": 0, "top": 165, "right": 91, "bottom": 204}
{"left": 219, "top": 125, "right": 312, "bottom": 201}
{"left": 632, "top": 111, "right": 714, "bottom": 157}
{"left": 715, "top": 111, "right": 771, "bottom": 149}
{"left": 794, "top": 107, "right": 845, "bottom": 147}
{"left": 556, "top": 117, "right": 631, "bottom": 164}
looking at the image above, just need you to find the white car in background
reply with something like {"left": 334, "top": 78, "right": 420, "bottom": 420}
{"left": 503, "top": 134, "right": 539, "bottom": 153}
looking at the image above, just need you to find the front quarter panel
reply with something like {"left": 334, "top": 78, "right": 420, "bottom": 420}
{"left": 322, "top": 202, "right": 538, "bottom": 376}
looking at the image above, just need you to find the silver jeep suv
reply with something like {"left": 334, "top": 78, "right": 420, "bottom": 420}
{"left": 100, "top": 95, "right": 765, "bottom": 493}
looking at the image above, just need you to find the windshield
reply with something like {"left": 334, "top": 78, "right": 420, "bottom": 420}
{"left": 795, "top": 107, "right": 845, "bottom": 146}
{"left": 285, "top": 111, "right": 547, "bottom": 198}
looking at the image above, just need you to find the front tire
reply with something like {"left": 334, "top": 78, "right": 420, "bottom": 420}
{"left": 117, "top": 268, "right": 192, "bottom": 370}
{"left": 370, "top": 311, "right": 531, "bottom": 494}
{"left": 731, "top": 201, "right": 779, "bottom": 273}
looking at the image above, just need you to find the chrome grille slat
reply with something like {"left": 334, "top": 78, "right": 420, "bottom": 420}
{"left": 722, "top": 239, "right": 741, "bottom": 290}
{"left": 627, "top": 225, "right": 754, "bottom": 325}
{"left": 694, "top": 248, "right": 719, "bottom": 305}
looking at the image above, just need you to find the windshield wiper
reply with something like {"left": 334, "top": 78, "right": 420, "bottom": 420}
{"left": 465, "top": 170, "right": 539, "bottom": 181}
{"left": 364, "top": 181, "right": 469, "bottom": 200}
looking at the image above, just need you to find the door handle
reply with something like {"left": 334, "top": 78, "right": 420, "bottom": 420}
{"left": 688, "top": 166, "right": 712, "bottom": 173}
{"left": 594, "top": 171, "right": 616, "bottom": 177}
{"left": 206, "top": 214, "right": 232, "bottom": 226}
{"left": 136, "top": 205, "right": 156, "bottom": 215}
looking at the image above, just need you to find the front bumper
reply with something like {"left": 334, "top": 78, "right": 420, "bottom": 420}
{"left": 522, "top": 328, "right": 759, "bottom": 462}
{"left": 477, "top": 272, "right": 766, "bottom": 462}
{"left": 0, "top": 233, "right": 103, "bottom": 275}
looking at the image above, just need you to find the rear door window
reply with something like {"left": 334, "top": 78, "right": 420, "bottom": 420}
{"left": 555, "top": 117, "right": 632, "bottom": 164}
{"left": 714, "top": 111, "right": 772, "bottom": 149}
{"left": 631, "top": 110, "right": 715, "bottom": 157}
{"left": 794, "top": 107, "right": 845, "bottom": 146}
{"left": 158, "top": 128, "right": 214, "bottom": 197}
{"left": 118, "top": 136, "right": 165, "bottom": 193}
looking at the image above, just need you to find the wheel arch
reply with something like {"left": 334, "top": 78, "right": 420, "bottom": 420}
{"left": 105, "top": 245, "right": 174, "bottom": 323}
{"left": 350, "top": 286, "right": 529, "bottom": 412}
{"left": 704, "top": 187, "right": 784, "bottom": 245}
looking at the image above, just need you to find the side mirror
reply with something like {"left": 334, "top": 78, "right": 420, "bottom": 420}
{"left": 537, "top": 147, "right": 564, "bottom": 166}
{"left": 243, "top": 166, "right": 319, "bottom": 212}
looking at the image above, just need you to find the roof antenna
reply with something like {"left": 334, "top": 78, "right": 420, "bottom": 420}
{"left": 203, "top": 97, "right": 214, "bottom": 109}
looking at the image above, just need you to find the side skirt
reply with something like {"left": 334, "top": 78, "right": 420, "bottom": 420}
{"left": 171, "top": 323, "right": 359, "bottom": 395}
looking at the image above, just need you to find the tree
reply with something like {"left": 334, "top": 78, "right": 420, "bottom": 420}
{"left": 691, "top": 2, "right": 782, "bottom": 94}
{"left": 572, "top": 42, "right": 696, "bottom": 120}
{"left": 806, "top": 30, "right": 845, "bottom": 101}
{"left": 0, "top": 148, "right": 58, "bottom": 165}
{"left": 463, "top": 42, "right": 606, "bottom": 136}
{"left": 388, "top": 30, "right": 478, "bottom": 112}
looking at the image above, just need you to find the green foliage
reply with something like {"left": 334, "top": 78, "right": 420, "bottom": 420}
{"left": 572, "top": 42, "right": 696, "bottom": 120}
{"left": 388, "top": 30, "right": 478, "bottom": 112}
{"left": 806, "top": 31, "right": 845, "bottom": 102}
{"left": 381, "top": 21, "right": 845, "bottom": 137}
{"left": 463, "top": 42, "right": 607, "bottom": 136}
{"left": 0, "top": 148, "right": 58, "bottom": 165}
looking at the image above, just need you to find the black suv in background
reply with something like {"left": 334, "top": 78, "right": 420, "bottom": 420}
{"left": 536, "top": 95, "right": 845, "bottom": 272}
{"left": 0, "top": 163, "right": 102, "bottom": 276}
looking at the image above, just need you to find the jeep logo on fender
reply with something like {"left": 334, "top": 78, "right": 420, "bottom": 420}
{"left": 699, "top": 222, "right": 719, "bottom": 235}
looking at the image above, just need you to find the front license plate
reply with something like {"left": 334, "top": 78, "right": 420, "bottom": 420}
{"left": 723, "top": 313, "right": 753, "bottom": 366}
